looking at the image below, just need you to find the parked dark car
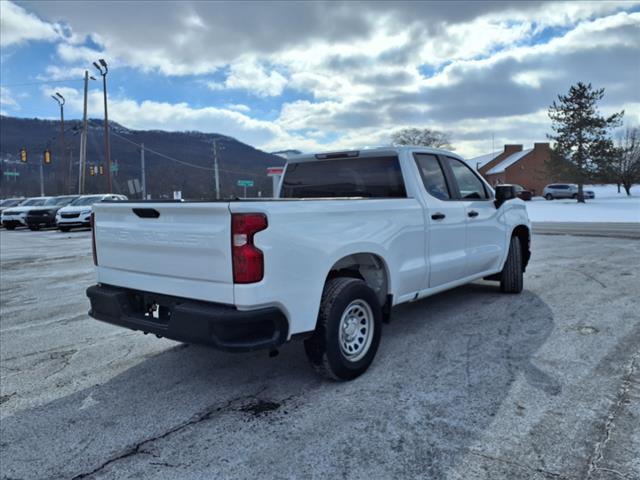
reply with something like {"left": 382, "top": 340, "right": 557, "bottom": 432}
{"left": 25, "top": 195, "right": 79, "bottom": 230}
{"left": 513, "top": 184, "right": 533, "bottom": 201}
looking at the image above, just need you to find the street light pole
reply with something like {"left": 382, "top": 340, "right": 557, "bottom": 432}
{"left": 52, "top": 92, "right": 66, "bottom": 194}
{"left": 94, "top": 59, "right": 112, "bottom": 193}
{"left": 79, "top": 71, "right": 96, "bottom": 194}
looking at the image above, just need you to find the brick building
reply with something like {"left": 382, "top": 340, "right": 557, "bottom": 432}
{"left": 469, "top": 143, "right": 552, "bottom": 196}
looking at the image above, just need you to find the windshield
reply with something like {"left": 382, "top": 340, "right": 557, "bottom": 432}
{"left": 1, "top": 199, "right": 23, "bottom": 207}
{"left": 70, "top": 195, "right": 104, "bottom": 206}
{"left": 20, "top": 198, "right": 48, "bottom": 207}
{"left": 44, "top": 196, "right": 78, "bottom": 206}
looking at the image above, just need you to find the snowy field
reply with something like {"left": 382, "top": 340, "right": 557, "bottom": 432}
{"left": 526, "top": 184, "right": 640, "bottom": 223}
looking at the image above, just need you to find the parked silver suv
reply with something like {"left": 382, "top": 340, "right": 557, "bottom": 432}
{"left": 543, "top": 183, "right": 595, "bottom": 200}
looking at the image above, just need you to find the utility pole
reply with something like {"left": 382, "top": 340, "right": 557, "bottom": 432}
{"left": 140, "top": 143, "right": 146, "bottom": 199}
{"left": 94, "top": 59, "right": 111, "bottom": 193}
{"left": 212, "top": 138, "right": 220, "bottom": 199}
{"left": 79, "top": 70, "right": 93, "bottom": 194}
{"left": 68, "top": 148, "right": 74, "bottom": 190}
{"left": 39, "top": 162, "right": 44, "bottom": 196}
{"left": 52, "top": 92, "right": 66, "bottom": 194}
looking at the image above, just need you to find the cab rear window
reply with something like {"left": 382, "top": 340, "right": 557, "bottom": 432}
{"left": 281, "top": 156, "right": 406, "bottom": 198}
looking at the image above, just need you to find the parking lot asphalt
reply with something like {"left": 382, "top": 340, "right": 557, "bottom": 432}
{"left": 1, "top": 228, "right": 638, "bottom": 480}
{"left": 532, "top": 222, "right": 640, "bottom": 239}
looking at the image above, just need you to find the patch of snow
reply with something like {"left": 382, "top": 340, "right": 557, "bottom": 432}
{"left": 486, "top": 148, "right": 533, "bottom": 175}
{"left": 526, "top": 184, "right": 640, "bottom": 222}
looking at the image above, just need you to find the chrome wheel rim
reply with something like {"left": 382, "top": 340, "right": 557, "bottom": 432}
{"left": 338, "top": 299, "right": 374, "bottom": 362}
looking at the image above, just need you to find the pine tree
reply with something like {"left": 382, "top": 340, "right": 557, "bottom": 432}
{"left": 547, "top": 82, "right": 623, "bottom": 202}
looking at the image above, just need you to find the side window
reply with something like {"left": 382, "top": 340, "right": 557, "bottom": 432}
{"left": 446, "top": 157, "right": 489, "bottom": 200}
{"left": 414, "top": 154, "right": 451, "bottom": 200}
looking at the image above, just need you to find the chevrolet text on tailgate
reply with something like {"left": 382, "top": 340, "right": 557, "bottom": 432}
{"left": 87, "top": 147, "right": 531, "bottom": 380}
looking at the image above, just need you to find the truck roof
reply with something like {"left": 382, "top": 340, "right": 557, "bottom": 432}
{"left": 287, "top": 145, "right": 464, "bottom": 163}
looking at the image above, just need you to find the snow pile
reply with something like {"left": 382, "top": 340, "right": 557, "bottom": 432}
{"left": 526, "top": 184, "right": 640, "bottom": 222}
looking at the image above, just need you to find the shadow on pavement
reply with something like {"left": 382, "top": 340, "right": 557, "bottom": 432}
{"left": 0, "top": 282, "right": 558, "bottom": 479}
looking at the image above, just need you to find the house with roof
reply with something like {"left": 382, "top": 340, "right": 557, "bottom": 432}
{"left": 468, "top": 143, "right": 552, "bottom": 196}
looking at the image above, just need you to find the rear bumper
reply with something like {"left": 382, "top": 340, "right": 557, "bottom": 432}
{"left": 86, "top": 284, "right": 288, "bottom": 352}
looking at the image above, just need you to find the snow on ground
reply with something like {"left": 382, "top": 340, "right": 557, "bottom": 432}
{"left": 525, "top": 184, "right": 640, "bottom": 223}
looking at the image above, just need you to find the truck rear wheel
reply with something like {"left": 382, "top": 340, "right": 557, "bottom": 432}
{"left": 500, "top": 236, "right": 523, "bottom": 293}
{"left": 304, "top": 277, "right": 382, "bottom": 381}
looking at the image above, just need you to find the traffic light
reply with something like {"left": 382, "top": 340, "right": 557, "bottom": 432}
{"left": 99, "top": 164, "right": 105, "bottom": 175}
{"left": 20, "top": 148, "right": 27, "bottom": 163}
{"left": 43, "top": 150, "right": 52, "bottom": 165}
{"left": 89, "top": 165, "right": 96, "bottom": 176}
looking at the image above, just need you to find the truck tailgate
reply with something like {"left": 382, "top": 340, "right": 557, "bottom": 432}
{"left": 93, "top": 202, "right": 234, "bottom": 304}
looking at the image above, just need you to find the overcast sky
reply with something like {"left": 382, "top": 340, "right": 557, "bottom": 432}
{"left": 1, "top": 0, "right": 638, "bottom": 157}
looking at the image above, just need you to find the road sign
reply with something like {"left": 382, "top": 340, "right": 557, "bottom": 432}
{"left": 237, "top": 180, "right": 254, "bottom": 187}
{"left": 111, "top": 163, "right": 119, "bottom": 173}
{"left": 3, "top": 171, "right": 20, "bottom": 177}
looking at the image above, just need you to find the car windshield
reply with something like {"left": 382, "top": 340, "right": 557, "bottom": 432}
{"left": 1, "top": 199, "right": 22, "bottom": 207}
{"left": 20, "top": 198, "right": 48, "bottom": 206}
{"left": 44, "top": 196, "right": 77, "bottom": 206}
{"left": 70, "top": 195, "right": 104, "bottom": 206}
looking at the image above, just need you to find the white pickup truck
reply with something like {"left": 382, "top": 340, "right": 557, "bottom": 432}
{"left": 87, "top": 147, "right": 530, "bottom": 380}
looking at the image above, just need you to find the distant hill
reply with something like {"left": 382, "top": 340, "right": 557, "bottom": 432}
{"left": 0, "top": 116, "right": 285, "bottom": 199}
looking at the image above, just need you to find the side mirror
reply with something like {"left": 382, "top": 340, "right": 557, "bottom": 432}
{"left": 494, "top": 184, "right": 517, "bottom": 208}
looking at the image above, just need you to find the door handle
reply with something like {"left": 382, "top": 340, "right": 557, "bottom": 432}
{"left": 468, "top": 210, "right": 479, "bottom": 218}
{"left": 431, "top": 213, "right": 446, "bottom": 220}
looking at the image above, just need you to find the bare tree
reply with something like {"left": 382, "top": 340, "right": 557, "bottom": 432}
{"left": 391, "top": 128, "right": 453, "bottom": 149}
{"left": 612, "top": 127, "right": 640, "bottom": 196}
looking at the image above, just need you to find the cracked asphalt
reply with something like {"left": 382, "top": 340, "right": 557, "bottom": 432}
{"left": 1, "top": 228, "right": 638, "bottom": 480}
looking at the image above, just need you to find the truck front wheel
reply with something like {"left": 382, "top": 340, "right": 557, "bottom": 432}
{"left": 304, "top": 277, "right": 382, "bottom": 381}
{"left": 500, "top": 236, "right": 523, "bottom": 293}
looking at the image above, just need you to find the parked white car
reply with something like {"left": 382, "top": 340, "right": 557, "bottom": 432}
{"left": 56, "top": 194, "right": 127, "bottom": 231}
{"left": 87, "top": 147, "right": 531, "bottom": 380}
{"left": 543, "top": 183, "right": 595, "bottom": 200}
{"left": 1, "top": 197, "right": 53, "bottom": 229}
{"left": 0, "top": 197, "right": 25, "bottom": 213}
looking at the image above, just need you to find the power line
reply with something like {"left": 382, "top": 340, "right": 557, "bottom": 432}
{"left": 96, "top": 122, "right": 261, "bottom": 177}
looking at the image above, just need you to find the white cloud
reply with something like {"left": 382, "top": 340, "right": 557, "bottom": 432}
{"left": 40, "top": 85, "right": 286, "bottom": 148}
{"left": 512, "top": 70, "right": 559, "bottom": 89}
{"left": 6, "top": 1, "right": 639, "bottom": 160}
{"left": 0, "top": 1, "right": 61, "bottom": 47}
{"left": 0, "top": 86, "right": 19, "bottom": 109}
{"left": 208, "top": 60, "right": 287, "bottom": 97}
{"left": 226, "top": 103, "right": 251, "bottom": 113}
{"left": 37, "top": 65, "right": 89, "bottom": 81}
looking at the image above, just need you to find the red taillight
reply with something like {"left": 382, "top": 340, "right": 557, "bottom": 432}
{"left": 232, "top": 213, "right": 267, "bottom": 283}
{"left": 90, "top": 212, "right": 98, "bottom": 265}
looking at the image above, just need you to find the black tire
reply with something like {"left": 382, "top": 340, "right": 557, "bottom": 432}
{"left": 59, "top": 227, "right": 70, "bottom": 232}
{"left": 304, "top": 277, "right": 382, "bottom": 381}
{"left": 28, "top": 225, "right": 40, "bottom": 231}
{"left": 571, "top": 193, "right": 578, "bottom": 199}
{"left": 545, "top": 193, "right": 553, "bottom": 200}
{"left": 5, "top": 225, "right": 16, "bottom": 230}
{"left": 500, "top": 237, "right": 523, "bottom": 293}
